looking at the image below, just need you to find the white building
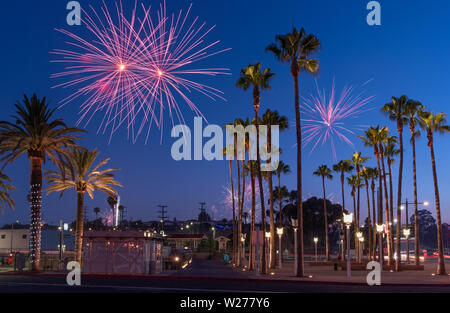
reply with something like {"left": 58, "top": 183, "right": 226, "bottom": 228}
{"left": 0, "top": 229, "right": 29, "bottom": 253}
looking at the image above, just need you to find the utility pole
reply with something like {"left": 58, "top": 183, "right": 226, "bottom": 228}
{"left": 157, "top": 205, "right": 168, "bottom": 232}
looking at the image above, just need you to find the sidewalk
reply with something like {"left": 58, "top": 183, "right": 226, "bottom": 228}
{"left": 231, "top": 261, "right": 450, "bottom": 285}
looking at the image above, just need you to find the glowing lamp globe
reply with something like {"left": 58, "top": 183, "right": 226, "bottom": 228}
{"left": 376, "top": 224, "right": 384, "bottom": 233}
{"left": 277, "top": 227, "right": 284, "bottom": 236}
{"left": 343, "top": 213, "right": 353, "bottom": 226}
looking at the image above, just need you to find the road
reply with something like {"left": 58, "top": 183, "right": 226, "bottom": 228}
{"left": 0, "top": 259, "right": 449, "bottom": 293}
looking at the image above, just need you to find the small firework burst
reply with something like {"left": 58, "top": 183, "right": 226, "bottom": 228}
{"left": 301, "top": 79, "right": 374, "bottom": 159}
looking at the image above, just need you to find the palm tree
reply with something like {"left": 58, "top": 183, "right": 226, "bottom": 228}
{"left": 418, "top": 110, "right": 450, "bottom": 275}
{"left": 313, "top": 165, "right": 333, "bottom": 260}
{"left": 244, "top": 160, "right": 258, "bottom": 270}
{"left": 223, "top": 144, "right": 237, "bottom": 264}
{"left": 405, "top": 100, "right": 423, "bottom": 266}
{"left": 369, "top": 167, "right": 379, "bottom": 259}
{"left": 382, "top": 96, "right": 408, "bottom": 271}
{"left": 236, "top": 62, "right": 275, "bottom": 274}
{"left": 0, "top": 94, "right": 84, "bottom": 271}
{"left": 0, "top": 172, "right": 15, "bottom": 215}
{"left": 361, "top": 167, "right": 374, "bottom": 260}
{"left": 384, "top": 135, "right": 399, "bottom": 257}
{"left": 378, "top": 128, "right": 394, "bottom": 266}
{"left": 347, "top": 152, "right": 369, "bottom": 262}
{"left": 261, "top": 109, "right": 288, "bottom": 268}
{"left": 266, "top": 27, "right": 320, "bottom": 277}
{"left": 360, "top": 126, "right": 387, "bottom": 263}
{"left": 276, "top": 161, "right": 290, "bottom": 227}
{"left": 93, "top": 207, "right": 101, "bottom": 219}
{"left": 233, "top": 118, "right": 245, "bottom": 266}
{"left": 332, "top": 160, "right": 353, "bottom": 258}
{"left": 45, "top": 147, "right": 121, "bottom": 264}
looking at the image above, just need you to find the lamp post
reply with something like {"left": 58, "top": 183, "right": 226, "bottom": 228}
{"left": 376, "top": 224, "right": 384, "bottom": 266}
{"left": 277, "top": 227, "right": 284, "bottom": 269}
{"left": 241, "top": 233, "right": 246, "bottom": 266}
{"left": 313, "top": 237, "right": 318, "bottom": 262}
{"left": 291, "top": 218, "right": 298, "bottom": 276}
{"left": 343, "top": 213, "right": 353, "bottom": 279}
{"left": 400, "top": 199, "right": 428, "bottom": 264}
{"left": 359, "top": 237, "right": 365, "bottom": 261}
{"left": 265, "top": 231, "right": 271, "bottom": 273}
{"left": 403, "top": 228, "right": 410, "bottom": 264}
{"left": 356, "top": 232, "right": 363, "bottom": 263}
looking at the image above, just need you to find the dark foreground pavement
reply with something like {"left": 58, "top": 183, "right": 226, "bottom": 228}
{"left": 0, "top": 259, "right": 449, "bottom": 293}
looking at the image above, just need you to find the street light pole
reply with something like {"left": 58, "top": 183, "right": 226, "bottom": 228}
{"left": 277, "top": 227, "right": 283, "bottom": 269}
{"left": 377, "top": 224, "right": 384, "bottom": 267}
{"left": 401, "top": 199, "right": 428, "bottom": 265}
{"left": 343, "top": 213, "right": 353, "bottom": 279}
{"left": 313, "top": 237, "right": 318, "bottom": 262}
{"left": 291, "top": 218, "right": 298, "bottom": 276}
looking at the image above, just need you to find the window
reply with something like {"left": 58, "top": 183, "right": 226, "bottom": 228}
{"left": 1, "top": 235, "right": 5, "bottom": 239}
{"left": 22, "top": 234, "right": 27, "bottom": 239}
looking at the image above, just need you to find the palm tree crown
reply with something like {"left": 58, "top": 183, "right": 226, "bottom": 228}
{"left": 0, "top": 172, "right": 15, "bottom": 215}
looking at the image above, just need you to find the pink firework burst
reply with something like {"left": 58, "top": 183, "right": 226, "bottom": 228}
{"left": 51, "top": 0, "right": 230, "bottom": 143}
{"left": 301, "top": 79, "right": 375, "bottom": 159}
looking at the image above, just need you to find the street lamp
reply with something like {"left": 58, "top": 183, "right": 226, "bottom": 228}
{"left": 400, "top": 199, "right": 428, "bottom": 264}
{"left": 313, "top": 237, "right": 319, "bottom": 262}
{"left": 276, "top": 227, "right": 284, "bottom": 269}
{"left": 343, "top": 213, "right": 353, "bottom": 279}
{"left": 241, "top": 233, "right": 246, "bottom": 266}
{"left": 265, "top": 231, "right": 271, "bottom": 271}
{"left": 376, "top": 224, "right": 384, "bottom": 265}
{"left": 359, "top": 236, "right": 365, "bottom": 261}
{"left": 291, "top": 218, "right": 298, "bottom": 276}
{"left": 356, "top": 232, "right": 363, "bottom": 262}
{"left": 403, "top": 228, "right": 411, "bottom": 264}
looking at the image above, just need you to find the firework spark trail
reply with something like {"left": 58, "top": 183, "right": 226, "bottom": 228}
{"left": 51, "top": 0, "right": 230, "bottom": 143}
{"left": 221, "top": 181, "right": 268, "bottom": 223}
{"left": 301, "top": 79, "right": 375, "bottom": 159}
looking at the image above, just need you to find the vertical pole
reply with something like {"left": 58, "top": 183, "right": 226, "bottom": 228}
{"left": 346, "top": 226, "right": 351, "bottom": 279}
{"left": 294, "top": 229, "right": 298, "bottom": 276}
{"left": 315, "top": 242, "right": 318, "bottom": 262}
{"left": 405, "top": 199, "right": 409, "bottom": 264}
{"left": 10, "top": 222, "right": 14, "bottom": 255}
{"left": 379, "top": 232, "right": 383, "bottom": 267}
{"left": 59, "top": 220, "right": 63, "bottom": 271}
{"left": 278, "top": 235, "right": 282, "bottom": 269}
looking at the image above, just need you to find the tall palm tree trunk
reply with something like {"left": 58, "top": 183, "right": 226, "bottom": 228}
{"left": 75, "top": 192, "right": 85, "bottom": 265}
{"left": 411, "top": 131, "right": 420, "bottom": 267}
{"left": 236, "top": 156, "right": 242, "bottom": 266}
{"left": 395, "top": 124, "right": 404, "bottom": 271}
{"left": 322, "top": 177, "right": 329, "bottom": 260}
{"left": 267, "top": 128, "right": 276, "bottom": 269}
{"left": 380, "top": 152, "right": 393, "bottom": 266}
{"left": 239, "top": 160, "right": 246, "bottom": 266}
{"left": 387, "top": 158, "right": 395, "bottom": 263}
{"left": 253, "top": 87, "right": 267, "bottom": 274}
{"left": 340, "top": 173, "right": 346, "bottom": 260}
{"left": 356, "top": 168, "right": 361, "bottom": 263}
{"left": 374, "top": 149, "right": 384, "bottom": 263}
{"left": 277, "top": 172, "right": 282, "bottom": 227}
{"left": 428, "top": 135, "right": 446, "bottom": 275}
{"left": 365, "top": 180, "right": 372, "bottom": 261}
{"left": 371, "top": 180, "right": 377, "bottom": 260}
{"left": 292, "top": 66, "right": 304, "bottom": 277}
{"left": 250, "top": 171, "right": 256, "bottom": 271}
{"left": 29, "top": 156, "right": 43, "bottom": 272}
{"left": 228, "top": 160, "right": 237, "bottom": 265}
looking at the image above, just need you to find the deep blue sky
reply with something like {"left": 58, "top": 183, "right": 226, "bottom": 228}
{"left": 1, "top": 0, "right": 449, "bottom": 225}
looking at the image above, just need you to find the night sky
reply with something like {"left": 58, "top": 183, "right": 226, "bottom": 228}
{"left": 1, "top": 0, "right": 449, "bottom": 226}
